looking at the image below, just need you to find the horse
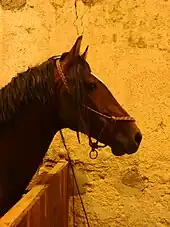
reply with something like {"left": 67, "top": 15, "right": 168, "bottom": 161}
{"left": 0, "top": 36, "right": 142, "bottom": 217}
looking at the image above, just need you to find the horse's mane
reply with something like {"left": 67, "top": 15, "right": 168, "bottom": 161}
{"left": 0, "top": 59, "right": 55, "bottom": 123}
{"left": 66, "top": 56, "right": 91, "bottom": 135}
{"left": 0, "top": 54, "right": 90, "bottom": 137}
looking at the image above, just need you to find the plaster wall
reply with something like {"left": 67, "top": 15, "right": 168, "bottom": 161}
{"left": 0, "top": 0, "right": 170, "bottom": 226}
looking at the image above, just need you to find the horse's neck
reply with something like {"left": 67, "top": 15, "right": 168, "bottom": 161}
{"left": 11, "top": 99, "right": 59, "bottom": 152}
{"left": 0, "top": 99, "right": 60, "bottom": 191}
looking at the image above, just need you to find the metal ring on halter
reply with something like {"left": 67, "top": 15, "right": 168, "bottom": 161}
{"left": 89, "top": 149, "right": 98, "bottom": 159}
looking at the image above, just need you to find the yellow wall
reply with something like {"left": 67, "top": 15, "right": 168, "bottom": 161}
{"left": 0, "top": 0, "right": 170, "bottom": 226}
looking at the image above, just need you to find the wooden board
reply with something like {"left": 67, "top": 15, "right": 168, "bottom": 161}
{"left": 0, "top": 160, "right": 69, "bottom": 227}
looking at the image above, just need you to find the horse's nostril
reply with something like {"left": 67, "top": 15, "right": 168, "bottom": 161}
{"left": 135, "top": 132, "right": 142, "bottom": 145}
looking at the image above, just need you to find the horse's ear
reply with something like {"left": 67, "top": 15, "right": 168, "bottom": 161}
{"left": 81, "top": 45, "right": 89, "bottom": 60}
{"left": 73, "top": 36, "right": 82, "bottom": 56}
{"left": 63, "top": 36, "right": 82, "bottom": 65}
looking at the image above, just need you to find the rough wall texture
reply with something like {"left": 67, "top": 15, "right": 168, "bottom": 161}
{"left": 0, "top": 0, "right": 170, "bottom": 226}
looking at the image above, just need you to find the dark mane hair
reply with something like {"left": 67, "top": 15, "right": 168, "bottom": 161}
{"left": 65, "top": 56, "right": 91, "bottom": 136}
{"left": 0, "top": 59, "right": 55, "bottom": 124}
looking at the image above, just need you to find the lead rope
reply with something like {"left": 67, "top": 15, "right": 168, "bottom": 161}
{"left": 88, "top": 120, "right": 111, "bottom": 159}
{"left": 59, "top": 130, "right": 91, "bottom": 227}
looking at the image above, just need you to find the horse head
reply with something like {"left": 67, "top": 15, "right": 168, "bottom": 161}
{"left": 53, "top": 36, "right": 142, "bottom": 156}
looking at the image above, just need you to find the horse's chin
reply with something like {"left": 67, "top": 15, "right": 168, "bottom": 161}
{"left": 111, "top": 140, "right": 138, "bottom": 156}
{"left": 111, "top": 141, "right": 127, "bottom": 156}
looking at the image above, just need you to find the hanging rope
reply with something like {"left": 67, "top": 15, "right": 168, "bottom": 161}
{"left": 59, "top": 130, "right": 90, "bottom": 227}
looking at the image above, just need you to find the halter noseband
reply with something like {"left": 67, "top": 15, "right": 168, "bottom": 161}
{"left": 53, "top": 55, "right": 135, "bottom": 158}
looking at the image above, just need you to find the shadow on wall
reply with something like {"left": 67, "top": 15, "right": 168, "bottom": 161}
{"left": 0, "top": 0, "right": 26, "bottom": 11}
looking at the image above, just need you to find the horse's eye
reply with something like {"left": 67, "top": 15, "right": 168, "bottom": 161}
{"left": 87, "top": 83, "right": 97, "bottom": 92}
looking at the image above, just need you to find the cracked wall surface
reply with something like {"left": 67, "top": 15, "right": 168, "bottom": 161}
{"left": 0, "top": 0, "right": 170, "bottom": 226}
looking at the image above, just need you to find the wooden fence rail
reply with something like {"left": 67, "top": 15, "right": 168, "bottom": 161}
{"left": 0, "top": 160, "right": 69, "bottom": 227}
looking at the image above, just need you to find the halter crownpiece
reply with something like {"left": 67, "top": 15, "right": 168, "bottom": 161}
{"left": 56, "top": 60, "right": 69, "bottom": 91}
